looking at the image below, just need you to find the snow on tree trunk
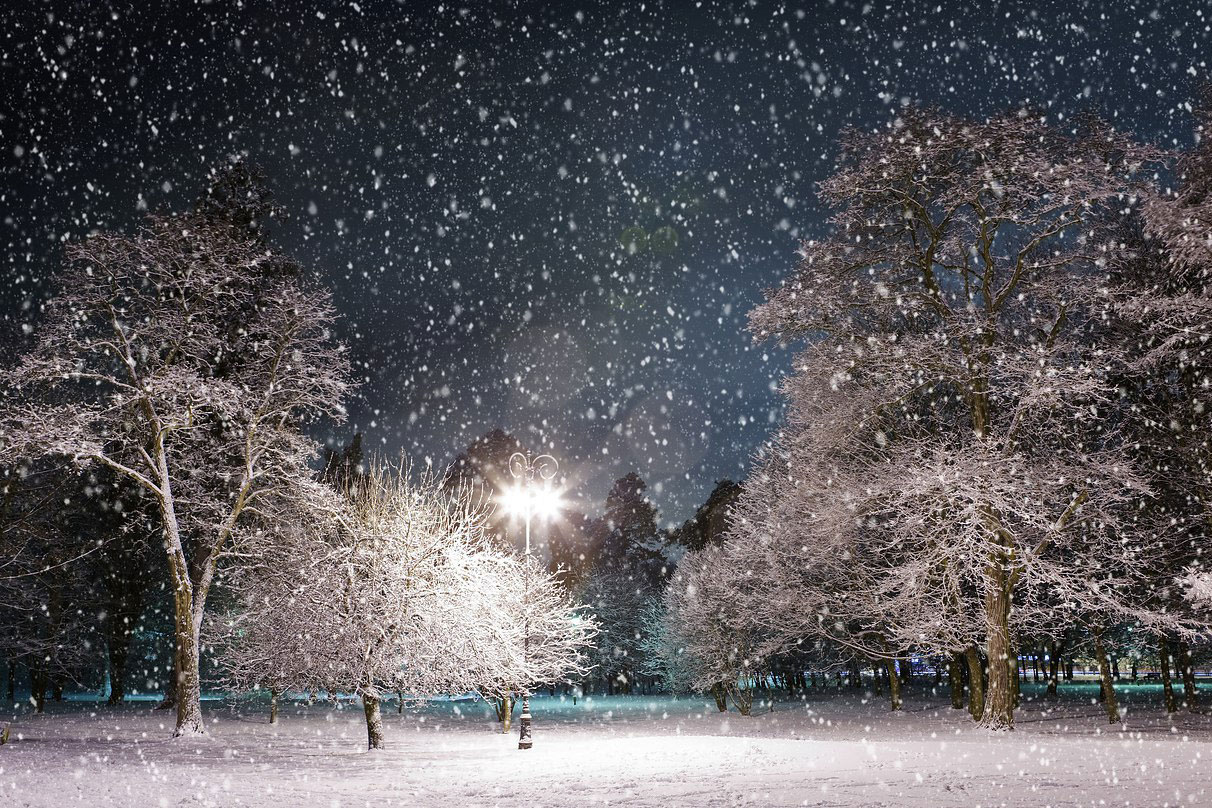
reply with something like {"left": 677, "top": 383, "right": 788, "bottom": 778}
{"left": 1093, "top": 629, "right": 1120, "bottom": 725}
{"left": 171, "top": 609, "right": 205, "bottom": 737}
{"left": 270, "top": 689, "right": 281, "bottom": 725}
{"left": 167, "top": 511, "right": 205, "bottom": 738}
{"left": 964, "top": 645, "right": 985, "bottom": 723}
{"left": 1158, "top": 636, "right": 1177, "bottom": 714}
{"left": 980, "top": 578, "right": 1014, "bottom": 730}
{"left": 362, "top": 693, "right": 384, "bottom": 751}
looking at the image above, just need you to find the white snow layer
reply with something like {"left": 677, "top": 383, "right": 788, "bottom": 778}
{"left": 1, "top": 685, "right": 1209, "bottom": 807}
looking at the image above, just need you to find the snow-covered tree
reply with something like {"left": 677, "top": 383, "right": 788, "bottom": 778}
{"left": 666, "top": 479, "right": 741, "bottom": 554}
{"left": 659, "top": 544, "right": 765, "bottom": 715}
{"left": 213, "top": 458, "right": 594, "bottom": 749}
{"left": 205, "top": 490, "right": 337, "bottom": 724}
{"left": 1130, "top": 99, "right": 1212, "bottom": 598}
{"left": 0, "top": 461, "right": 146, "bottom": 710}
{"left": 299, "top": 460, "right": 492, "bottom": 749}
{"left": 578, "top": 472, "right": 669, "bottom": 694}
{"left": 637, "top": 597, "right": 698, "bottom": 697}
{"left": 473, "top": 556, "right": 598, "bottom": 731}
{"left": 1105, "top": 98, "right": 1212, "bottom": 713}
{"left": 739, "top": 108, "right": 1184, "bottom": 729}
{"left": 581, "top": 566, "right": 655, "bottom": 695}
{"left": 0, "top": 168, "right": 349, "bottom": 736}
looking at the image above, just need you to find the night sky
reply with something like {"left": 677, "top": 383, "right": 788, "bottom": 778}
{"left": 2, "top": 0, "right": 1207, "bottom": 523}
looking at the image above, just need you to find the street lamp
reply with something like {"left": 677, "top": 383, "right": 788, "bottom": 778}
{"left": 501, "top": 451, "right": 562, "bottom": 750}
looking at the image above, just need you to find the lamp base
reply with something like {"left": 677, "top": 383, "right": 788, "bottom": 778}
{"left": 518, "top": 699, "right": 532, "bottom": 749}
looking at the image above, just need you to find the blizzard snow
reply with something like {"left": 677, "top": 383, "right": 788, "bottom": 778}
{"left": 2, "top": 683, "right": 1209, "bottom": 807}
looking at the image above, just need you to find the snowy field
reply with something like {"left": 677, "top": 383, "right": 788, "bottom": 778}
{"left": 2, "top": 683, "right": 1209, "bottom": 807}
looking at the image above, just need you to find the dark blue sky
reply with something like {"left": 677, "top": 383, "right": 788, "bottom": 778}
{"left": 2, "top": 0, "right": 1206, "bottom": 523}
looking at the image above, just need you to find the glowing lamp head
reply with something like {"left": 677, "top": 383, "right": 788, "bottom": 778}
{"left": 501, "top": 481, "right": 564, "bottom": 522}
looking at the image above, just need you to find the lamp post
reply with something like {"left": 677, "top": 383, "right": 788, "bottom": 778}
{"left": 503, "top": 450, "right": 560, "bottom": 750}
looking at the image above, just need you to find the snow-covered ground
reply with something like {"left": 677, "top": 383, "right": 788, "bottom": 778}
{"left": 2, "top": 682, "right": 1209, "bottom": 807}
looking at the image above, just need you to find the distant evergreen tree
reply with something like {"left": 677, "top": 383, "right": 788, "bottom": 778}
{"left": 445, "top": 428, "right": 529, "bottom": 546}
{"left": 667, "top": 479, "right": 741, "bottom": 553}
{"left": 446, "top": 428, "right": 525, "bottom": 494}
{"left": 547, "top": 510, "right": 598, "bottom": 589}
{"left": 581, "top": 472, "right": 670, "bottom": 694}
{"left": 321, "top": 432, "right": 364, "bottom": 492}
{"left": 599, "top": 472, "right": 665, "bottom": 581}
{"left": 195, "top": 155, "right": 280, "bottom": 241}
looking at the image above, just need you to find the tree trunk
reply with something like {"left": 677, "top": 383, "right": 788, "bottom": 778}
{"left": 362, "top": 692, "right": 384, "bottom": 750}
{"left": 156, "top": 458, "right": 207, "bottom": 737}
{"left": 1092, "top": 628, "right": 1119, "bottom": 724}
{"left": 948, "top": 653, "right": 965, "bottom": 709}
{"left": 1158, "top": 636, "right": 1178, "bottom": 714}
{"left": 1010, "top": 643, "right": 1021, "bottom": 709}
{"left": 1046, "top": 637, "right": 1060, "bottom": 696}
{"left": 499, "top": 694, "right": 513, "bottom": 733}
{"left": 728, "top": 680, "right": 753, "bottom": 716}
{"left": 849, "top": 659, "right": 862, "bottom": 689}
{"left": 167, "top": 587, "right": 205, "bottom": 737}
{"left": 52, "top": 677, "right": 63, "bottom": 702}
{"left": 711, "top": 683, "right": 727, "bottom": 712}
{"left": 107, "top": 634, "right": 131, "bottom": 705}
{"left": 1177, "top": 641, "right": 1198, "bottom": 712}
{"left": 980, "top": 580, "right": 1014, "bottom": 730}
{"left": 885, "top": 659, "right": 902, "bottom": 711}
{"left": 5, "top": 660, "right": 13, "bottom": 703}
{"left": 269, "top": 688, "right": 281, "bottom": 724}
{"left": 964, "top": 644, "right": 985, "bottom": 723}
{"left": 31, "top": 665, "right": 47, "bottom": 714}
